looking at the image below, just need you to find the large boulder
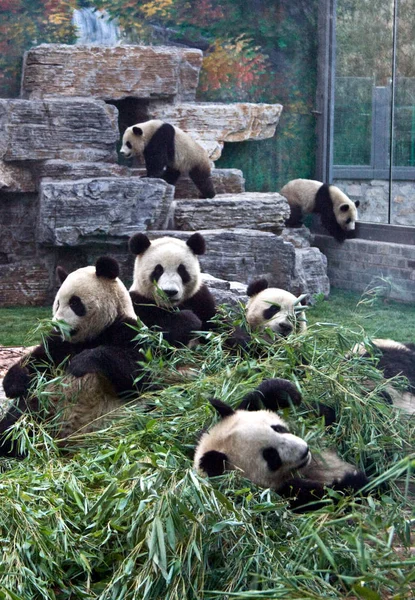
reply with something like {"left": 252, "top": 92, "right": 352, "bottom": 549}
{"left": 0, "top": 99, "right": 118, "bottom": 163}
{"left": 22, "top": 44, "right": 203, "bottom": 103}
{"left": 37, "top": 177, "right": 174, "bottom": 246}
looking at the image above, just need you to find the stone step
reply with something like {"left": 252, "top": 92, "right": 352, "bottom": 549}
{"left": 22, "top": 44, "right": 203, "bottom": 103}
{"left": 173, "top": 192, "right": 289, "bottom": 233}
{"left": 172, "top": 168, "right": 245, "bottom": 199}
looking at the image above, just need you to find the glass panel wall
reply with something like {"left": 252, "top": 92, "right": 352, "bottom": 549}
{"left": 333, "top": 0, "right": 415, "bottom": 226}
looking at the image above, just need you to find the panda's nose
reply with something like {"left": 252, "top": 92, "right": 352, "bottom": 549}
{"left": 279, "top": 322, "right": 293, "bottom": 335}
{"left": 301, "top": 446, "right": 310, "bottom": 460}
{"left": 163, "top": 289, "right": 178, "bottom": 298}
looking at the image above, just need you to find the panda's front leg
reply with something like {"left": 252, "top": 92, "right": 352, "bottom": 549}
{"left": 277, "top": 477, "right": 328, "bottom": 512}
{"left": 68, "top": 347, "right": 141, "bottom": 394}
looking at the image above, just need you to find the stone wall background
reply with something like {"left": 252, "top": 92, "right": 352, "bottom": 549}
{"left": 334, "top": 179, "right": 415, "bottom": 227}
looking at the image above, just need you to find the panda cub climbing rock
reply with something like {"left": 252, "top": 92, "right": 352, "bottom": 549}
{"left": 280, "top": 178, "right": 359, "bottom": 242}
{"left": 2, "top": 257, "right": 146, "bottom": 456}
{"left": 120, "top": 119, "right": 216, "bottom": 199}
{"left": 246, "top": 278, "right": 307, "bottom": 337}
{"left": 194, "top": 379, "right": 369, "bottom": 511}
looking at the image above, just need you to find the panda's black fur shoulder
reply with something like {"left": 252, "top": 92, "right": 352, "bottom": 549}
{"left": 314, "top": 184, "right": 350, "bottom": 242}
{"left": 142, "top": 122, "right": 176, "bottom": 180}
{"left": 130, "top": 289, "right": 205, "bottom": 347}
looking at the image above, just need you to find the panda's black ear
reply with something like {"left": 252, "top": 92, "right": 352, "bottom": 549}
{"left": 129, "top": 233, "right": 151, "bottom": 255}
{"left": 56, "top": 266, "right": 68, "bottom": 285}
{"left": 354, "top": 200, "right": 360, "bottom": 208}
{"left": 186, "top": 232, "right": 206, "bottom": 255}
{"left": 95, "top": 256, "right": 119, "bottom": 279}
{"left": 339, "top": 203, "right": 350, "bottom": 212}
{"left": 132, "top": 126, "right": 143, "bottom": 136}
{"left": 209, "top": 398, "right": 235, "bottom": 418}
{"left": 247, "top": 278, "right": 269, "bottom": 297}
{"left": 239, "top": 378, "right": 302, "bottom": 412}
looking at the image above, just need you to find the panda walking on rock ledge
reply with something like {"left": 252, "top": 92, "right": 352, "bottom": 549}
{"left": 280, "top": 178, "right": 359, "bottom": 242}
{"left": 120, "top": 119, "right": 216, "bottom": 199}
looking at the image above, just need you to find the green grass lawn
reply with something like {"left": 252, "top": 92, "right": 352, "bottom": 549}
{"left": 1, "top": 287, "right": 414, "bottom": 346}
{"left": 0, "top": 289, "right": 413, "bottom": 599}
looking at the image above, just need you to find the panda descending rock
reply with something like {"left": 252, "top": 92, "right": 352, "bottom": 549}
{"left": 120, "top": 119, "right": 216, "bottom": 199}
{"left": 194, "top": 379, "right": 369, "bottom": 511}
{"left": 280, "top": 178, "right": 359, "bottom": 242}
{"left": 2, "top": 257, "right": 147, "bottom": 456}
{"left": 129, "top": 232, "right": 249, "bottom": 349}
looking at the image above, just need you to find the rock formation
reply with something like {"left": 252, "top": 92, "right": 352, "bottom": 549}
{"left": 0, "top": 43, "right": 329, "bottom": 307}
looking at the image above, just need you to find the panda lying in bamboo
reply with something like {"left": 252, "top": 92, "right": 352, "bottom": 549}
{"left": 194, "top": 379, "right": 369, "bottom": 511}
{"left": 351, "top": 338, "right": 415, "bottom": 415}
{"left": 1, "top": 257, "right": 147, "bottom": 456}
{"left": 246, "top": 279, "right": 307, "bottom": 337}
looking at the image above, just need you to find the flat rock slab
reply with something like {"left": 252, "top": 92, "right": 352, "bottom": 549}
{"left": 37, "top": 177, "right": 174, "bottom": 246}
{"left": 0, "top": 99, "right": 118, "bottom": 163}
{"left": 173, "top": 192, "right": 290, "bottom": 233}
{"left": 151, "top": 102, "right": 283, "bottom": 160}
{"left": 22, "top": 44, "right": 203, "bottom": 102}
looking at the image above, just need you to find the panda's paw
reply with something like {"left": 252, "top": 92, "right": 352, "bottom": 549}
{"left": 68, "top": 351, "right": 98, "bottom": 378}
{"left": 3, "top": 364, "right": 31, "bottom": 398}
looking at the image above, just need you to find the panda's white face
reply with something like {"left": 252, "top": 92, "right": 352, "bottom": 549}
{"left": 130, "top": 236, "right": 202, "bottom": 307}
{"left": 120, "top": 120, "right": 164, "bottom": 159}
{"left": 330, "top": 186, "right": 359, "bottom": 231}
{"left": 53, "top": 265, "right": 136, "bottom": 344}
{"left": 246, "top": 287, "right": 306, "bottom": 337}
{"left": 194, "top": 409, "right": 311, "bottom": 490}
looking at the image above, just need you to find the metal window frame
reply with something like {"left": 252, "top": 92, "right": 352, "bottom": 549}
{"left": 316, "top": 0, "right": 415, "bottom": 235}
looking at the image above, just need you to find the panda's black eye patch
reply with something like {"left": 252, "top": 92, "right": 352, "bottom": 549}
{"left": 151, "top": 264, "right": 164, "bottom": 282}
{"left": 68, "top": 295, "right": 86, "bottom": 317}
{"left": 262, "top": 447, "right": 282, "bottom": 471}
{"left": 263, "top": 304, "right": 280, "bottom": 320}
{"left": 126, "top": 141, "right": 132, "bottom": 149}
{"left": 271, "top": 424, "right": 289, "bottom": 434}
{"left": 178, "top": 263, "right": 191, "bottom": 284}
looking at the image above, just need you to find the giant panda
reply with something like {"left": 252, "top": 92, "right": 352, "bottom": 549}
{"left": 280, "top": 178, "right": 359, "bottom": 242}
{"left": 194, "top": 379, "right": 369, "bottom": 511}
{"left": 1, "top": 257, "right": 147, "bottom": 456}
{"left": 351, "top": 339, "right": 415, "bottom": 415}
{"left": 246, "top": 278, "right": 307, "bottom": 337}
{"left": 120, "top": 119, "right": 216, "bottom": 199}
{"left": 129, "top": 232, "right": 249, "bottom": 349}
